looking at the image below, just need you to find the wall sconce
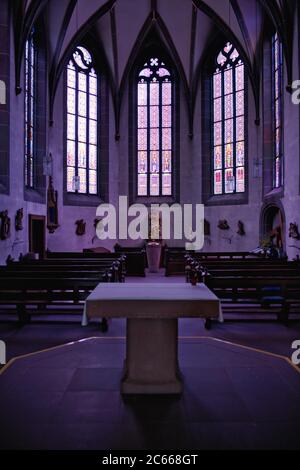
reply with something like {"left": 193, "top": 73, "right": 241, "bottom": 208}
{"left": 72, "top": 175, "right": 81, "bottom": 192}
{"left": 253, "top": 158, "right": 262, "bottom": 178}
{"left": 43, "top": 152, "right": 53, "bottom": 176}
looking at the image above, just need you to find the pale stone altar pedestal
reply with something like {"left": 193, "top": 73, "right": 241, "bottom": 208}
{"left": 83, "top": 283, "right": 221, "bottom": 395}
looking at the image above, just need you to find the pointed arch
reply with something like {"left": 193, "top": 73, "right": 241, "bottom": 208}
{"left": 136, "top": 57, "right": 174, "bottom": 197}
{"left": 23, "top": 16, "right": 48, "bottom": 203}
{"left": 257, "top": 0, "right": 295, "bottom": 88}
{"left": 200, "top": 36, "right": 249, "bottom": 206}
{"left": 62, "top": 36, "right": 110, "bottom": 205}
{"left": 127, "top": 27, "right": 182, "bottom": 203}
{"left": 230, "top": 0, "right": 255, "bottom": 60}
{"left": 230, "top": 0, "right": 262, "bottom": 101}
{"left": 261, "top": 16, "right": 285, "bottom": 197}
{"left": 213, "top": 42, "right": 246, "bottom": 195}
{"left": 49, "top": 0, "right": 116, "bottom": 123}
{"left": 260, "top": 202, "right": 286, "bottom": 253}
{"left": 13, "top": 0, "right": 48, "bottom": 94}
{"left": 193, "top": 0, "right": 260, "bottom": 124}
{"left": 65, "top": 45, "right": 99, "bottom": 195}
{"left": 49, "top": 0, "right": 78, "bottom": 122}
{"left": 118, "top": 12, "right": 191, "bottom": 139}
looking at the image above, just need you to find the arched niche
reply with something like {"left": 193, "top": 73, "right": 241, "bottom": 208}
{"left": 260, "top": 203, "right": 286, "bottom": 252}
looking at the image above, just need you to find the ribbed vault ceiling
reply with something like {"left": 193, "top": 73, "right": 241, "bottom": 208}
{"left": 15, "top": 0, "right": 296, "bottom": 133}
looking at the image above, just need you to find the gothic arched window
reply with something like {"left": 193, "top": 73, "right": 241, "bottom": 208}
{"left": 212, "top": 43, "right": 245, "bottom": 195}
{"left": 66, "top": 46, "right": 98, "bottom": 195}
{"left": 272, "top": 32, "right": 283, "bottom": 188}
{"left": 137, "top": 57, "right": 173, "bottom": 197}
{"left": 24, "top": 30, "right": 36, "bottom": 188}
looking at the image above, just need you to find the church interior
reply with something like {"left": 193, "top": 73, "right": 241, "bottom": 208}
{"left": 0, "top": 0, "right": 300, "bottom": 452}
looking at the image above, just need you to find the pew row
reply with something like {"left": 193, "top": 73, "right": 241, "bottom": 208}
{"left": 0, "top": 257, "right": 124, "bottom": 328}
{"left": 165, "top": 249, "right": 294, "bottom": 276}
{"left": 184, "top": 254, "right": 300, "bottom": 323}
{"left": 206, "top": 276, "right": 300, "bottom": 324}
{"left": 47, "top": 250, "right": 146, "bottom": 277}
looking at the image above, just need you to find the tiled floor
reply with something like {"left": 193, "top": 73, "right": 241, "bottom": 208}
{"left": 0, "top": 271, "right": 300, "bottom": 450}
{"left": 0, "top": 336, "right": 300, "bottom": 450}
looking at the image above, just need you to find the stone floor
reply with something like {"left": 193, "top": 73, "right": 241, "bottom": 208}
{"left": 0, "top": 271, "right": 300, "bottom": 450}
{"left": 0, "top": 336, "right": 300, "bottom": 450}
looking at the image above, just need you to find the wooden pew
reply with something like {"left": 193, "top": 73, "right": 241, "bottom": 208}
{"left": 205, "top": 276, "right": 300, "bottom": 324}
{"left": 48, "top": 250, "right": 146, "bottom": 277}
{"left": 47, "top": 251, "right": 121, "bottom": 259}
{"left": 86, "top": 248, "right": 146, "bottom": 277}
{"left": 114, "top": 243, "right": 166, "bottom": 269}
{"left": 184, "top": 254, "right": 299, "bottom": 277}
{"left": 184, "top": 253, "right": 300, "bottom": 323}
{"left": 10, "top": 254, "right": 126, "bottom": 282}
{"left": 5, "top": 261, "right": 124, "bottom": 283}
{"left": 165, "top": 250, "right": 257, "bottom": 276}
{"left": 0, "top": 276, "right": 108, "bottom": 325}
{"left": 0, "top": 257, "right": 124, "bottom": 328}
{"left": 205, "top": 270, "right": 300, "bottom": 278}
{"left": 165, "top": 249, "right": 290, "bottom": 276}
{"left": 114, "top": 244, "right": 148, "bottom": 272}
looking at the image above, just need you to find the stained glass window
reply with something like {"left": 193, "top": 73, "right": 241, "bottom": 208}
{"left": 24, "top": 30, "right": 36, "bottom": 188}
{"left": 137, "top": 58, "right": 173, "bottom": 197}
{"left": 66, "top": 46, "right": 98, "bottom": 195}
{"left": 272, "top": 33, "right": 283, "bottom": 188}
{"left": 212, "top": 43, "right": 245, "bottom": 195}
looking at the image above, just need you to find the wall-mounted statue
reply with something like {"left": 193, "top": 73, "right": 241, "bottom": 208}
{"left": 218, "top": 220, "right": 230, "bottom": 230}
{"left": 75, "top": 219, "right": 86, "bottom": 236}
{"left": 15, "top": 208, "right": 23, "bottom": 231}
{"left": 47, "top": 177, "right": 59, "bottom": 234}
{"left": 270, "top": 226, "right": 283, "bottom": 249}
{"left": 0, "top": 210, "right": 11, "bottom": 240}
{"left": 92, "top": 218, "right": 101, "bottom": 244}
{"left": 6, "top": 255, "right": 13, "bottom": 265}
{"left": 289, "top": 223, "right": 300, "bottom": 240}
{"left": 204, "top": 219, "right": 211, "bottom": 236}
{"left": 237, "top": 220, "right": 245, "bottom": 236}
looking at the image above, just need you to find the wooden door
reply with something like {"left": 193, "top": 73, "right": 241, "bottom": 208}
{"left": 29, "top": 215, "right": 46, "bottom": 259}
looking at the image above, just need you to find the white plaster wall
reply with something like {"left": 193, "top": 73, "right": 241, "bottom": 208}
{"left": 281, "top": 18, "right": 300, "bottom": 260}
{"left": 1, "top": 56, "right": 264, "bottom": 258}
{"left": 0, "top": 26, "right": 46, "bottom": 265}
{"left": 1, "top": 8, "right": 300, "bottom": 261}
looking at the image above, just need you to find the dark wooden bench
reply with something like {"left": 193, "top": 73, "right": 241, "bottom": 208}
{"left": 0, "top": 276, "right": 108, "bottom": 325}
{"left": 165, "top": 249, "right": 290, "bottom": 276}
{"left": 115, "top": 243, "right": 166, "bottom": 269}
{"left": 195, "top": 267, "right": 300, "bottom": 278}
{"left": 47, "top": 251, "right": 121, "bottom": 259}
{"left": 183, "top": 254, "right": 300, "bottom": 324}
{"left": 205, "top": 276, "right": 300, "bottom": 324}
{"left": 184, "top": 254, "right": 300, "bottom": 279}
{"left": 48, "top": 250, "right": 146, "bottom": 277}
{"left": 166, "top": 250, "right": 265, "bottom": 276}
{"left": 0, "top": 257, "right": 124, "bottom": 329}
{"left": 114, "top": 244, "right": 147, "bottom": 272}
{"left": 5, "top": 260, "right": 125, "bottom": 283}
